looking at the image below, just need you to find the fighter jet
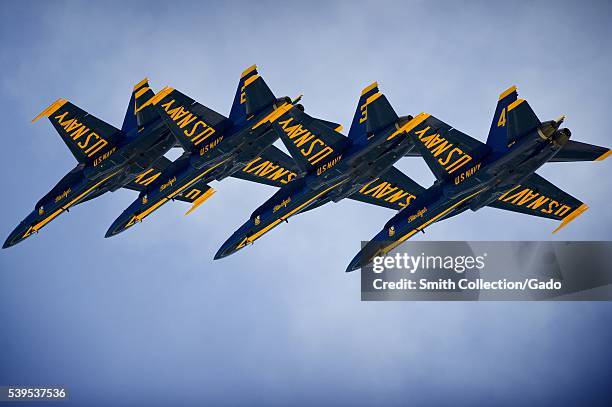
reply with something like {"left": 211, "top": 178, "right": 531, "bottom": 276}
{"left": 3, "top": 79, "right": 178, "bottom": 248}
{"left": 215, "top": 82, "right": 426, "bottom": 259}
{"left": 346, "top": 86, "right": 610, "bottom": 271}
{"left": 105, "top": 65, "right": 325, "bottom": 237}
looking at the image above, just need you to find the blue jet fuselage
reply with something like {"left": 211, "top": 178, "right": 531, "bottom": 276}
{"left": 346, "top": 118, "right": 572, "bottom": 271}
{"left": 105, "top": 103, "right": 293, "bottom": 237}
{"left": 4, "top": 119, "right": 174, "bottom": 248}
{"left": 215, "top": 117, "right": 418, "bottom": 259}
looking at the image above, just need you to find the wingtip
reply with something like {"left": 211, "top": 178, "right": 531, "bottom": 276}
{"left": 595, "top": 149, "right": 611, "bottom": 161}
{"left": 32, "top": 98, "right": 68, "bottom": 122}
{"left": 552, "top": 203, "right": 589, "bottom": 234}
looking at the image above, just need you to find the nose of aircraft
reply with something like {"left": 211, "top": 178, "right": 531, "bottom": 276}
{"left": 214, "top": 233, "right": 246, "bottom": 260}
{"left": 345, "top": 239, "right": 386, "bottom": 272}
{"left": 105, "top": 213, "right": 133, "bottom": 238}
{"left": 3, "top": 221, "right": 29, "bottom": 249}
{"left": 346, "top": 251, "right": 366, "bottom": 272}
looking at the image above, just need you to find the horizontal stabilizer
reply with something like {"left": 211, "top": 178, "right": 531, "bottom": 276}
{"left": 178, "top": 181, "right": 216, "bottom": 216}
{"left": 549, "top": 140, "right": 610, "bottom": 162}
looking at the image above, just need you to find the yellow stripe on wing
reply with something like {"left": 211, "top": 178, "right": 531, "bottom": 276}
{"left": 32, "top": 98, "right": 68, "bottom": 122}
{"left": 552, "top": 203, "right": 589, "bottom": 234}
{"left": 595, "top": 149, "right": 611, "bottom": 161}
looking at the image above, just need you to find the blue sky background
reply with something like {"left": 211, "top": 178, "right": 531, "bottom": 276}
{"left": 1, "top": 1, "right": 611, "bottom": 405}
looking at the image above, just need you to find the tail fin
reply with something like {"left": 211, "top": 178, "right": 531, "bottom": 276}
{"left": 507, "top": 98, "right": 541, "bottom": 145}
{"left": 364, "top": 92, "right": 399, "bottom": 135}
{"left": 229, "top": 64, "right": 276, "bottom": 124}
{"left": 347, "top": 82, "right": 379, "bottom": 141}
{"left": 348, "top": 82, "right": 399, "bottom": 141}
{"left": 485, "top": 85, "right": 518, "bottom": 154}
{"left": 123, "top": 78, "right": 159, "bottom": 133}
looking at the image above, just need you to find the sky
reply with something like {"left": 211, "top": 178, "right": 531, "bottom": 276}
{"left": 1, "top": 0, "right": 611, "bottom": 405}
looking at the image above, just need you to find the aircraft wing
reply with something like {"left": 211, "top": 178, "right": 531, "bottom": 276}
{"left": 348, "top": 166, "right": 426, "bottom": 211}
{"left": 231, "top": 145, "right": 299, "bottom": 187}
{"left": 548, "top": 140, "right": 610, "bottom": 162}
{"left": 407, "top": 114, "right": 490, "bottom": 182}
{"left": 487, "top": 173, "right": 588, "bottom": 233}
{"left": 123, "top": 156, "right": 173, "bottom": 192}
{"left": 315, "top": 118, "right": 343, "bottom": 132}
{"left": 33, "top": 99, "right": 123, "bottom": 165}
{"left": 273, "top": 109, "right": 350, "bottom": 174}
{"left": 140, "top": 87, "right": 230, "bottom": 153}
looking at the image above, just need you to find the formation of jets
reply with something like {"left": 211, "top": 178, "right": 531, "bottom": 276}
{"left": 4, "top": 66, "right": 610, "bottom": 272}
